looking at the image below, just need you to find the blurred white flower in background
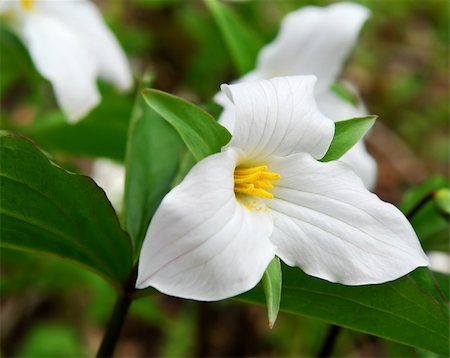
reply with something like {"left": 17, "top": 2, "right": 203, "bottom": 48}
{"left": 216, "top": 2, "right": 377, "bottom": 189}
{"left": 0, "top": 0, "right": 132, "bottom": 121}
{"left": 91, "top": 159, "right": 125, "bottom": 212}
{"left": 427, "top": 251, "right": 450, "bottom": 274}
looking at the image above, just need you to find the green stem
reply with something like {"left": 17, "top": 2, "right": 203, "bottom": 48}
{"left": 406, "top": 191, "right": 435, "bottom": 221}
{"left": 96, "top": 267, "right": 137, "bottom": 357}
{"left": 317, "top": 325, "right": 340, "bottom": 358}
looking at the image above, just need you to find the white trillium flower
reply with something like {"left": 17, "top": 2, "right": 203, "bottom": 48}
{"left": 91, "top": 159, "right": 125, "bottom": 212}
{"left": 216, "top": 2, "right": 377, "bottom": 189}
{"left": 136, "top": 76, "right": 429, "bottom": 301}
{"left": 0, "top": 0, "right": 132, "bottom": 121}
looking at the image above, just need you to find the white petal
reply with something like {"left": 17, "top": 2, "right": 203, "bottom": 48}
{"left": 317, "top": 85, "right": 367, "bottom": 121}
{"left": 214, "top": 90, "right": 235, "bottom": 134}
{"left": 221, "top": 76, "right": 334, "bottom": 160}
{"left": 20, "top": 12, "right": 100, "bottom": 121}
{"left": 215, "top": 70, "right": 262, "bottom": 134}
{"left": 267, "top": 153, "right": 429, "bottom": 285}
{"left": 39, "top": 0, "right": 132, "bottom": 90}
{"left": 319, "top": 90, "right": 377, "bottom": 190}
{"left": 428, "top": 251, "right": 450, "bottom": 274}
{"left": 91, "top": 159, "right": 125, "bottom": 212}
{"left": 256, "top": 2, "right": 369, "bottom": 94}
{"left": 137, "top": 148, "right": 276, "bottom": 301}
{"left": 339, "top": 141, "right": 377, "bottom": 191}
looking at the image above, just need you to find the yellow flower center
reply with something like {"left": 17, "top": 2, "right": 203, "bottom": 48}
{"left": 20, "top": 0, "right": 34, "bottom": 11}
{"left": 234, "top": 165, "right": 280, "bottom": 199}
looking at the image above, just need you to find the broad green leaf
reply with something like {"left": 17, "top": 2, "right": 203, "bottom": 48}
{"left": 204, "top": 0, "right": 264, "bottom": 75}
{"left": 401, "top": 177, "right": 449, "bottom": 252}
{"left": 142, "top": 89, "right": 231, "bottom": 161}
{"left": 0, "top": 133, "right": 133, "bottom": 287}
{"left": 262, "top": 256, "right": 282, "bottom": 328}
{"left": 171, "top": 150, "right": 197, "bottom": 188}
{"left": 123, "top": 84, "right": 185, "bottom": 258}
{"left": 238, "top": 265, "right": 449, "bottom": 355}
{"left": 432, "top": 271, "right": 450, "bottom": 301}
{"left": 435, "top": 188, "right": 450, "bottom": 214}
{"left": 321, "top": 116, "right": 377, "bottom": 162}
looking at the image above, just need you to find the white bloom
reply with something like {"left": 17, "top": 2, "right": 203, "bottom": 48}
{"left": 91, "top": 159, "right": 125, "bottom": 212}
{"left": 427, "top": 251, "right": 450, "bottom": 274}
{"left": 136, "top": 76, "right": 428, "bottom": 301}
{"left": 216, "top": 2, "right": 377, "bottom": 189}
{"left": 1, "top": 0, "right": 132, "bottom": 121}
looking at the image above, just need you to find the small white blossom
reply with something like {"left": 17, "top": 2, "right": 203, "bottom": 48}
{"left": 216, "top": 2, "right": 377, "bottom": 189}
{"left": 136, "top": 76, "right": 428, "bottom": 301}
{"left": 427, "top": 251, "right": 450, "bottom": 274}
{"left": 1, "top": 0, "right": 132, "bottom": 121}
{"left": 91, "top": 159, "right": 125, "bottom": 212}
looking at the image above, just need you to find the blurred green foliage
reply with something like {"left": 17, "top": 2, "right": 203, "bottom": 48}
{"left": 1, "top": 0, "right": 448, "bottom": 356}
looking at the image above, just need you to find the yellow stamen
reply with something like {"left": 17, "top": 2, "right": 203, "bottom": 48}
{"left": 20, "top": 0, "right": 34, "bottom": 11}
{"left": 234, "top": 165, "right": 280, "bottom": 199}
{"left": 234, "top": 172, "right": 261, "bottom": 184}
{"left": 253, "top": 180, "right": 273, "bottom": 189}
{"left": 234, "top": 165, "right": 268, "bottom": 175}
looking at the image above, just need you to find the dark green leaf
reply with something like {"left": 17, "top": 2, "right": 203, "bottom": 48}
{"left": 0, "top": 25, "right": 39, "bottom": 97}
{"left": 142, "top": 89, "right": 231, "bottom": 162}
{"left": 321, "top": 116, "right": 377, "bottom": 162}
{"left": 238, "top": 265, "right": 449, "bottom": 355}
{"left": 0, "top": 133, "right": 133, "bottom": 287}
{"left": 123, "top": 84, "right": 185, "bottom": 258}
{"left": 262, "top": 256, "right": 282, "bottom": 328}
{"left": 431, "top": 271, "right": 450, "bottom": 301}
{"left": 204, "top": 0, "right": 264, "bottom": 75}
{"left": 401, "top": 177, "right": 449, "bottom": 252}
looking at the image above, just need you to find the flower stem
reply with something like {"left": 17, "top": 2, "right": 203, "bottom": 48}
{"left": 96, "top": 267, "right": 137, "bottom": 357}
{"left": 406, "top": 191, "right": 435, "bottom": 221}
{"left": 317, "top": 325, "right": 340, "bottom": 358}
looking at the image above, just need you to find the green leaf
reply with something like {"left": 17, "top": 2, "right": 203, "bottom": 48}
{"left": 238, "top": 265, "right": 449, "bottom": 355}
{"left": 204, "top": 0, "right": 264, "bottom": 75}
{"left": 435, "top": 188, "right": 450, "bottom": 214}
{"left": 330, "top": 82, "right": 359, "bottom": 106}
{"left": 142, "top": 89, "right": 231, "bottom": 162}
{"left": 321, "top": 116, "right": 377, "bottom": 162}
{"left": 123, "top": 85, "right": 185, "bottom": 258}
{"left": 262, "top": 257, "right": 282, "bottom": 329}
{"left": 401, "top": 177, "right": 449, "bottom": 252}
{"left": 0, "top": 25, "right": 39, "bottom": 96}
{"left": 0, "top": 133, "right": 133, "bottom": 287}
{"left": 432, "top": 271, "right": 450, "bottom": 301}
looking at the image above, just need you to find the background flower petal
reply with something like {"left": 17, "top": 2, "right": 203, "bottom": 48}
{"left": 21, "top": 12, "right": 100, "bottom": 121}
{"left": 137, "top": 148, "right": 276, "bottom": 301}
{"left": 39, "top": 0, "right": 132, "bottom": 91}
{"left": 267, "top": 153, "right": 429, "bottom": 285}
{"left": 222, "top": 76, "right": 334, "bottom": 160}
{"left": 91, "top": 159, "right": 125, "bottom": 212}
{"left": 256, "top": 2, "right": 370, "bottom": 94}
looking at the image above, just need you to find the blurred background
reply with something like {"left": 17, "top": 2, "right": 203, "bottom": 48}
{"left": 1, "top": 0, "right": 448, "bottom": 356}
